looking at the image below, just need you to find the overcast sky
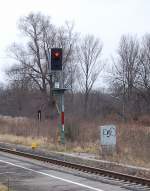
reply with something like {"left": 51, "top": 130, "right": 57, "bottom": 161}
{"left": 0, "top": 0, "right": 150, "bottom": 83}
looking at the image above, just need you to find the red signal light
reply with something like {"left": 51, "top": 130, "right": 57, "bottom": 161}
{"left": 52, "top": 51, "right": 61, "bottom": 59}
{"left": 54, "top": 52, "right": 60, "bottom": 57}
{"left": 51, "top": 48, "right": 62, "bottom": 70}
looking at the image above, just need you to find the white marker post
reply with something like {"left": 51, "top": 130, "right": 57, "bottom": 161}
{"left": 100, "top": 125, "right": 116, "bottom": 157}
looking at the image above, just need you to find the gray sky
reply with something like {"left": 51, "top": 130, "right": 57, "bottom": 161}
{"left": 0, "top": 0, "right": 150, "bottom": 83}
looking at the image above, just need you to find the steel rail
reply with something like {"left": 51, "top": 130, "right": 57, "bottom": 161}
{"left": 0, "top": 146, "right": 149, "bottom": 187}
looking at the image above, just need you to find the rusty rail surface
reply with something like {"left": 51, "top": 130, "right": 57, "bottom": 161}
{"left": 0, "top": 146, "right": 149, "bottom": 187}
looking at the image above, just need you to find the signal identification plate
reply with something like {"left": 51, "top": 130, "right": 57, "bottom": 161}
{"left": 100, "top": 125, "right": 116, "bottom": 145}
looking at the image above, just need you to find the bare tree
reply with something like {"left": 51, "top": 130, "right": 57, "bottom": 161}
{"left": 113, "top": 35, "right": 140, "bottom": 100}
{"left": 110, "top": 35, "right": 141, "bottom": 119}
{"left": 7, "top": 13, "right": 78, "bottom": 116}
{"left": 8, "top": 13, "right": 53, "bottom": 94}
{"left": 8, "top": 13, "right": 78, "bottom": 89}
{"left": 77, "top": 35, "right": 103, "bottom": 115}
{"left": 138, "top": 34, "right": 150, "bottom": 107}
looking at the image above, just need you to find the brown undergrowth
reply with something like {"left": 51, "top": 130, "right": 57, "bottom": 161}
{"left": 0, "top": 184, "right": 8, "bottom": 191}
{"left": 0, "top": 115, "right": 149, "bottom": 168}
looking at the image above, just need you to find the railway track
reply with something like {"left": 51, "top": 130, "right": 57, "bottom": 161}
{"left": 0, "top": 146, "right": 149, "bottom": 187}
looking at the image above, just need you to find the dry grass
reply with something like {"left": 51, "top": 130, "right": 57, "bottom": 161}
{"left": 0, "top": 115, "right": 55, "bottom": 138}
{"left": 0, "top": 134, "right": 47, "bottom": 147}
{"left": 0, "top": 115, "right": 149, "bottom": 168}
{"left": 0, "top": 134, "right": 99, "bottom": 155}
{"left": 0, "top": 184, "right": 8, "bottom": 191}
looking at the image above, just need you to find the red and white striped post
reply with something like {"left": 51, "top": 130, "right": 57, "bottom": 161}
{"left": 60, "top": 93, "right": 65, "bottom": 144}
{"left": 59, "top": 67, "right": 65, "bottom": 144}
{"left": 61, "top": 105, "right": 64, "bottom": 132}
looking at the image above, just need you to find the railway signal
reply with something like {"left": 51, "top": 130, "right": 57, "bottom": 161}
{"left": 51, "top": 48, "right": 62, "bottom": 70}
{"left": 49, "top": 48, "right": 70, "bottom": 144}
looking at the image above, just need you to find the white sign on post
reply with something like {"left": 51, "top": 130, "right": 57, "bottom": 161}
{"left": 54, "top": 82, "right": 60, "bottom": 88}
{"left": 100, "top": 125, "right": 116, "bottom": 145}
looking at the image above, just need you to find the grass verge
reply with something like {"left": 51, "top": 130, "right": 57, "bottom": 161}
{"left": 0, "top": 115, "right": 150, "bottom": 168}
{"left": 0, "top": 183, "right": 8, "bottom": 191}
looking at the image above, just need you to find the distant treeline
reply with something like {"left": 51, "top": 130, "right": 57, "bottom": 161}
{"left": 0, "top": 12, "right": 150, "bottom": 121}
